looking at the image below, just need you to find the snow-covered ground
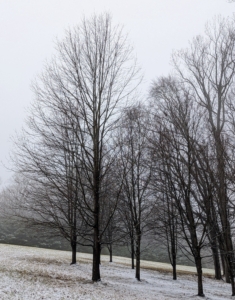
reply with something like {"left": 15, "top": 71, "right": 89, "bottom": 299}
{"left": 0, "top": 244, "right": 233, "bottom": 299}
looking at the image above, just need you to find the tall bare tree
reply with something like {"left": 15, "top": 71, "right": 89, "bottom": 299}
{"left": 13, "top": 13, "right": 140, "bottom": 282}
{"left": 173, "top": 16, "right": 235, "bottom": 294}
{"left": 116, "top": 104, "right": 152, "bottom": 281}
{"left": 150, "top": 76, "right": 209, "bottom": 297}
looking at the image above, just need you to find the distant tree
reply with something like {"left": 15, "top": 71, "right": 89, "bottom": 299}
{"left": 9, "top": 123, "right": 84, "bottom": 265}
{"left": 150, "top": 76, "right": 209, "bottom": 297}
{"left": 150, "top": 133, "right": 180, "bottom": 281}
{"left": 116, "top": 104, "right": 153, "bottom": 281}
{"left": 118, "top": 193, "right": 136, "bottom": 269}
{"left": 97, "top": 161, "right": 125, "bottom": 263}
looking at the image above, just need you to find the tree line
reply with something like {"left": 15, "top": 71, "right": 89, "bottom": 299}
{"left": 2, "top": 13, "right": 235, "bottom": 298}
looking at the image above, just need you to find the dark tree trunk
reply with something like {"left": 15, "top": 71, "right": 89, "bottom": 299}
{"left": 231, "top": 275, "right": 235, "bottom": 296}
{"left": 135, "top": 254, "right": 140, "bottom": 281}
{"left": 171, "top": 225, "right": 177, "bottom": 280}
{"left": 221, "top": 252, "right": 225, "bottom": 277}
{"left": 92, "top": 188, "right": 101, "bottom": 281}
{"left": 219, "top": 221, "right": 232, "bottom": 285}
{"left": 92, "top": 146, "right": 101, "bottom": 281}
{"left": 218, "top": 221, "right": 235, "bottom": 289}
{"left": 208, "top": 211, "right": 222, "bottom": 280}
{"left": 195, "top": 254, "right": 204, "bottom": 297}
{"left": 71, "top": 240, "right": 77, "bottom": 265}
{"left": 172, "top": 253, "right": 177, "bottom": 280}
{"left": 135, "top": 255, "right": 140, "bottom": 281}
{"left": 109, "top": 244, "right": 113, "bottom": 262}
{"left": 225, "top": 252, "right": 235, "bottom": 296}
{"left": 70, "top": 190, "right": 77, "bottom": 265}
{"left": 92, "top": 231, "right": 101, "bottom": 281}
{"left": 221, "top": 250, "right": 230, "bottom": 283}
{"left": 215, "top": 137, "right": 235, "bottom": 293}
{"left": 131, "top": 238, "right": 135, "bottom": 269}
{"left": 98, "top": 245, "right": 101, "bottom": 265}
{"left": 230, "top": 262, "right": 235, "bottom": 296}
{"left": 209, "top": 231, "right": 222, "bottom": 280}
{"left": 225, "top": 264, "right": 230, "bottom": 283}
{"left": 211, "top": 244, "right": 222, "bottom": 280}
{"left": 135, "top": 233, "right": 141, "bottom": 281}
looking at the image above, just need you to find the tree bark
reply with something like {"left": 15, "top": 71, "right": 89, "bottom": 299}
{"left": 218, "top": 235, "right": 226, "bottom": 277}
{"left": 211, "top": 243, "right": 222, "bottom": 280}
{"left": 71, "top": 239, "right": 77, "bottom": 265}
{"left": 92, "top": 128, "right": 101, "bottom": 281}
{"left": 219, "top": 247, "right": 230, "bottom": 282}
{"left": 92, "top": 176, "right": 101, "bottom": 280}
{"left": 109, "top": 244, "right": 113, "bottom": 262}
{"left": 92, "top": 231, "right": 101, "bottom": 281}
{"left": 209, "top": 228, "right": 222, "bottom": 280}
{"left": 225, "top": 261, "right": 230, "bottom": 283}
{"left": 195, "top": 254, "right": 204, "bottom": 297}
{"left": 172, "top": 251, "right": 177, "bottom": 280}
{"left": 215, "top": 136, "right": 235, "bottom": 292}
{"left": 171, "top": 224, "right": 177, "bottom": 280}
{"left": 135, "top": 232, "right": 141, "bottom": 281}
{"left": 131, "top": 238, "right": 135, "bottom": 269}
{"left": 225, "top": 252, "right": 235, "bottom": 295}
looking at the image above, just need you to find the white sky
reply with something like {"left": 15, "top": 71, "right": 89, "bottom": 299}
{"left": 0, "top": 0, "right": 234, "bottom": 185}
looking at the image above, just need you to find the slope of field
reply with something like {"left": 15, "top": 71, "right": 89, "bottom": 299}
{"left": 0, "top": 244, "right": 233, "bottom": 299}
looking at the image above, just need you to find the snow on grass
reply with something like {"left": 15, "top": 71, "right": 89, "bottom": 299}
{"left": 0, "top": 243, "right": 233, "bottom": 299}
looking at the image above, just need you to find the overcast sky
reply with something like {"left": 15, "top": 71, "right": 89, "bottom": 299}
{"left": 0, "top": 0, "right": 234, "bottom": 185}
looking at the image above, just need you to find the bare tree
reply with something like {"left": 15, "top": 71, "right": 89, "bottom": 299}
{"left": 173, "top": 16, "right": 235, "bottom": 294}
{"left": 147, "top": 111, "right": 180, "bottom": 281}
{"left": 150, "top": 142, "right": 180, "bottom": 280}
{"left": 115, "top": 104, "right": 153, "bottom": 281}
{"left": 10, "top": 126, "right": 84, "bottom": 265}
{"left": 13, "top": 13, "right": 140, "bottom": 282}
{"left": 97, "top": 159, "right": 125, "bottom": 263}
{"left": 150, "top": 76, "right": 209, "bottom": 297}
{"left": 118, "top": 195, "right": 136, "bottom": 269}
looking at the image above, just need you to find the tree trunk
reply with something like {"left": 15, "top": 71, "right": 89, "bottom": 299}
{"left": 109, "top": 244, "right": 113, "bottom": 262}
{"left": 92, "top": 186, "right": 101, "bottom": 282}
{"left": 215, "top": 136, "right": 235, "bottom": 293}
{"left": 225, "top": 252, "right": 235, "bottom": 296}
{"left": 135, "top": 233, "right": 141, "bottom": 281}
{"left": 218, "top": 238, "right": 226, "bottom": 277}
{"left": 171, "top": 227, "right": 177, "bottom": 280}
{"left": 136, "top": 254, "right": 140, "bottom": 281}
{"left": 224, "top": 254, "right": 230, "bottom": 283}
{"left": 221, "top": 252, "right": 225, "bottom": 277}
{"left": 92, "top": 148, "right": 101, "bottom": 281}
{"left": 92, "top": 231, "right": 101, "bottom": 281}
{"left": 71, "top": 240, "right": 77, "bottom": 265}
{"left": 210, "top": 238, "right": 222, "bottom": 280}
{"left": 195, "top": 254, "right": 204, "bottom": 297}
{"left": 217, "top": 248, "right": 231, "bottom": 283}
{"left": 172, "top": 254, "right": 177, "bottom": 280}
{"left": 131, "top": 238, "right": 135, "bottom": 269}
{"left": 98, "top": 245, "right": 101, "bottom": 265}
{"left": 212, "top": 247, "right": 222, "bottom": 280}
{"left": 219, "top": 216, "right": 235, "bottom": 289}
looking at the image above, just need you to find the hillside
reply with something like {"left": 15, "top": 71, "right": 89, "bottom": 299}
{"left": 0, "top": 244, "right": 232, "bottom": 299}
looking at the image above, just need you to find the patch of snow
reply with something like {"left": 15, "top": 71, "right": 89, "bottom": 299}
{"left": 0, "top": 244, "right": 233, "bottom": 299}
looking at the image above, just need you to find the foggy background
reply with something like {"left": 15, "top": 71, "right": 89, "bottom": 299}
{"left": 0, "top": 0, "right": 234, "bottom": 186}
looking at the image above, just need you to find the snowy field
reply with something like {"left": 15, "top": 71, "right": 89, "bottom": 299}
{"left": 0, "top": 244, "right": 233, "bottom": 299}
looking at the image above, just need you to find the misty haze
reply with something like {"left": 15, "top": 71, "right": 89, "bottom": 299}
{"left": 1, "top": 1, "right": 235, "bottom": 299}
